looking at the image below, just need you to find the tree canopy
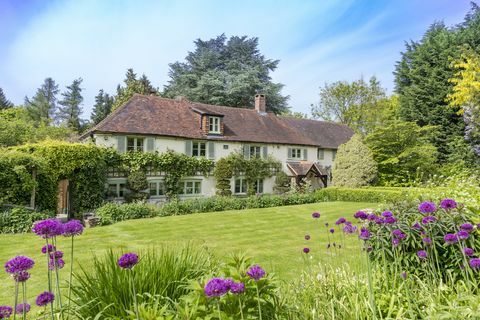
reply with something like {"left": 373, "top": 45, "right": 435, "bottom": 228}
{"left": 58, "top": 78, "right": 84, "bottom": 131}
{"left": 163, "top": 34, "right": 289, "bottom": 114}
{"left": 24, "top": 77, "right": 59, "bottom": 124}
{"left": 111, "top": 68, "right": 158, "bottom": 111}
{"left": 91, "top": 89, "right": 114, "bottom": 125}
{"left": 0, "top": 88, "right": 14, "bottom": 109}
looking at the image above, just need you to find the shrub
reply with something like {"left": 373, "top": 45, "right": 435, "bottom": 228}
{"left": 125, "top": 170, "right": 149, "bottom": 202}
{"left": 95, "top": 202, "right": 156, "bottom": 225}
{"left": 274, "top": 171, "right": 290, "bottom": 194}
{"left": 71, "top": 246, "right": 215, "bottom": 319}
{"left": 333, "top": 134, "right": 378, "bottom": 187}
{"left": 0, "top": 207, "right": 55, "bottom": 234}
{"left": 213, "top": 158, "right": 233, "bottom": 196}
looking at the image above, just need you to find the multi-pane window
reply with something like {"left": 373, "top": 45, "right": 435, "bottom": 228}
{"left": 108, "top": 183, "right": 126, "bottom": 198}
{"left": 208, "top": 117, "right": 221, "bottom": 133}
{"left": 317, "top": 148, "right": 324, "bottom": 160}
{"left": 250, "top": 146, "right": 261, "bottom": 158}
{"left": 234, "top": 178, "right": 247, "bottom": 194}
{"left": 192, "top": 142, "right": 206, "bottom": 157}
{"left": 181, "top": 181, "right": 201, "bottom": 195}
{"left": 290, "top": 148, "right": 302, "bottom": 159}
{"left": 149, "top": 181, "right": 165, "bottom": 197}
{"left": 127, "top": 137, "right": 144, "bottom": 152}
{"left": 254, "top": 179, "right": 264, "bottom": 194}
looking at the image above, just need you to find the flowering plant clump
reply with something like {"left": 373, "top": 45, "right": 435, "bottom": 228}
{"left": 204, "top": 278, "right": 230, "bottom": 297}
{"left": 4, "top": 256, "right": 34, "bottom": 274}
{"left": 32, "top": 219, "right": 63, "bottom": 239}
{"left": 0, "top": 306, "right": 12, "bottom": 319}
{"left": 118, "top": 253, "right": 139, "bottom": 269}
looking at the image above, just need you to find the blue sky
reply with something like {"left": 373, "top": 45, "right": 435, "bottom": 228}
{"left": 0, "top": 0, "right": 471, "bottom": 118}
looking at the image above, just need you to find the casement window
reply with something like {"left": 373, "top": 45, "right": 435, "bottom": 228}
{"left": 317, "top": 148, "right": 325, "bottom": 160}
{"left": 181, "top": 181, "right": 202, "bottom": 195}
{"left": 208, "top": 116, "right": 221, "bottom": 133}
{"left": 249, "top": 146, "right": 262, "bottom": 158}
{"left": 253, "top": 179, "right": 264, "bottom": 194}
{"left": 243, "top": 145, "right": 268, "bottom": 159}
{"left": 149, "top": 181, "right": 165, "bottom": 197}
{"left": 127, "top": 137, "right": 144, "bottom": 152}
{"left": 192, "top": 142, "right": 206, "bottom": 157}
{"left": 234, "top": 178, "right": 247, "bottom": 194}
{"left": 108, "top": 183, "right": 126, "bottom": 198}
{"left": 290, "top": 148, "right": 302, "bottom": 159}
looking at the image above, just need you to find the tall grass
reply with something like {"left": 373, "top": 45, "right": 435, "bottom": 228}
{"left": 70, "top": 245, "right": 216, "bottom": 319}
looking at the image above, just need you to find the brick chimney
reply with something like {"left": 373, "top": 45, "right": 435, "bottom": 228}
{"left": 254, "top": 94, "right": 266, "bottom": 113}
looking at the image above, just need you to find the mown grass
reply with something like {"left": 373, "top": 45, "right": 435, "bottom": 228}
{"left": 0, "top": 201, "right": 377, "bottom": 305}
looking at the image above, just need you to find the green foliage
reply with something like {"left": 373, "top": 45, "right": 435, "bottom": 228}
{"left": 333, "top": 134, "right": 378, "bottom": 187}
{"left": 0, "top": 88, "right": 14, "bottom": 109}
{"left": 95, "top": 202, "right": 157, "bottom": 225}
{"left": 112, "top": 69, "right": 158, "bottom": 111}
{"left": 24, "top": 77, "right": 59, "bottom": 123}
{"left": 72, "top": 246, "right": 215, "bottom": 319}
{"left": 125, "top": 170, "right": 149, "bottom": 202}
{"left": 274, "top": 171, "right": 290, "bottom": 194}
{"left": 365, "top": 121, "right": 438, "bottom": 185}
{"left": 57, "top": 78, "right": 84, "bottom": 131}
{"left": 90, "top": 89, "right": 114, "bottom": 125}
{"left": 213, "top": 158, "right": 233, "bottom": 196}
{"left": 163, "top": 34, "right": 289, "bottom": 114}
{"left": 0, "top": 207, "right": 54, "bottom": 234}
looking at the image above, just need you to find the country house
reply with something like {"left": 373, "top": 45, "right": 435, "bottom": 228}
{"left": 82, "top": 94, "right": 353, "bottom": 202}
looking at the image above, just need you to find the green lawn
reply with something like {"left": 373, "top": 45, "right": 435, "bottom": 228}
{"left": 0, "top": 201, "right": 377, "bottom": 305}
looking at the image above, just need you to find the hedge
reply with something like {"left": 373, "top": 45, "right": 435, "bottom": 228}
{"left": 0, "top": 207, "right": 55, "bottom": 234}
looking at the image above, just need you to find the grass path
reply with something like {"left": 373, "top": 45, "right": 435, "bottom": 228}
{"left": 0, "top": 201, "right": 377, "bottom": 305}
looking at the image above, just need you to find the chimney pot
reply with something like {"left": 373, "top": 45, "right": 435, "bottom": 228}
{"left": 255, "top": 94, "right": 266, "bottom": 113}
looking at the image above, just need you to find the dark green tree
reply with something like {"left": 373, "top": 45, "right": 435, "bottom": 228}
{"left": 24, "top": 77, "right": 59, "bottom": 123}
{"left": 58, "top": 78, "right": 84, "bottom": 131}
{"left": 0, "top": 88, "right": 14, "bottom": 109}
{"left": 112, "top": 68, "right": 158, "bottom": 111}
{"left": 91, "top": 89, "right": 114, "bottom": 125}
{"left": 163, "top": 34, "right": 289, "bottom": 114}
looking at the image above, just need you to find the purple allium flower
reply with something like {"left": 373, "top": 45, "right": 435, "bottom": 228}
{"left": 366, "top": 245, "right": 373, "bottom": 252}
{"left": 422, "top": 237, "right": 432, "bottom": 245}
{"left": 421, "top": 215, "right": 437, "bottom": 224}
{"left": 304, "top": 235, "right": 310, "bottom": 240}
{"left": 32, "top": 219, "right": 63, "bottom": 239}
{"left": 412, "top": 222, "right": 422, "bottom": 230}
{"left": 247, "top": 265, "right": 266, "bottom": 281}
{"left": 401, "top": 272, "right": 407, "bottom": 280}
{"left": 49, "top": 251, "right": 63, "bottom": 259}
{"left": 392, "top": 238, "right": 400, "bottom": 247}
{"left": 13, "top": 271, "right": 30, "bottom": 283}
{"left": 204, "top": 278, "right": 229, "bottom": 297}
{"left": 367, "top": 214, "right": 377, "bottom": 221}
{"left": 329, "top": 228, "right": 335, "bottom": 234}
{"left": 374, "top": 217, "right": 385, "bottom": 225}
{"left": 343, "top": 223, "right": 357, "bottom": 234}
{"left": 118, "top": 253, "right": 139, "bottom": 269}
{"left": 48, "top": 258, "right": 65, "bottom": 270}
{"left": 4, "top": 256, "right": 34, "bottom": 274}
{"left": 457, "top": 230, "right": 469, "bottom": 240}
{"left": 382, "top": 211, "right": 393, "bottom": 218}
{"left": 0, "top": 306, "right": 12, "bottom": 319}
{"left": 359, "top": 228, "right": 370, "bottom": 241}
{"left": 335, "top": 217, "right": 346, "bottom": 225}
{"left": 15, "top": 303, "right": 30, "bottom": 314}
{"left": 223, "top": 278, "right": 234, "bottom": 290}
{"left": 444, "top": 233, "right": 458, "bottom": 244}
{"left": 230, "top": 282, "right": 245, "bottom": 294}
{"left": 460, "top": 223, "right": 474, "bottom": 232}
{"left": 418, "top": 201, "right": 437, "bottom": 214}
{"left": 417, "top": 250, "right": 427, "bottom": 259}
{"left": 312, "top": 212, "right": 320, "bottom": 219}
{"left": 392, "top": 229, "right": 406, "bottom": 239}
{"left": 464, "top": 248, "right": 474, "bottom": 256}
{"left": 36, "top": 292, "right": 54, "bottom": 307}
{"left": 384, "top": 216, "right": 396, "bottom": 224}
{"left": 303, "top": 247, "right": 310, "bottom": 254}
{"left": 440, "top": 198, "right": 457, "bottom": 210}
{"left": 354, "top": 210, "right": 368, "bottom": 220}
{"left": 469, "top": 258, "right": 480, "bottom": 269}
{"left": 62, "top": 220, "right": 84, "bottom": 237}
{"left": 41, "top": 244, "right": 56, "bottom": 254}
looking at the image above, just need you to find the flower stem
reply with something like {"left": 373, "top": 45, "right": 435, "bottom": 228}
{"left": 130, "top": 270, "right": 139, "bottom": 320}
{"left": 365, "top": 246, "right": 377, "bottom": 320}
{"left": 67, "top": 236, "right": 74, "bottom": 320}
{"left": 216, "top": 299, "right": 222, "bottom": 320}
{"left": 255, "top": 283, "right": 262, "bottom": 320}
{"left": 45, "top": 239, "right": 54, "bottom": 320}
{"left": 238, "top": 297, "right": 244, "bottom": 320}
{"left": 22, "top": 281, "right": 27, "bottom": 320}
{"left": 52, "top": 238, "right": 63, "bottom": 319}
{"left": 13, "top": 281, "right": 18, "bottom": 320}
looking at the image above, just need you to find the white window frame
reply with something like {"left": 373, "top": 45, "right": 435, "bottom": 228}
{"left": 317, "top": 148, "right": 325, "bottom": 160}
{"left": 208, "top": 116, "right": 221, "bottom": 134}
{"left": 148, "top": 180, "right": 165, "bottom": 197}
{"left": 254, "top": 179, "right": 264, "bottom": 194}
{"left": 127, "top": 137, "right": 144, "bottom": 152}
{"left": 290, "top": 148, "right": 302, "bottom": 159}
{"left": 234, "top": 178, "right": 247, "bottom": 194}
{"left": 192, "top": 141, "right": 206, "bottom": 157}
{"left": 107, "top": 181, "right": 126, "bottom": 199}
{"left": 250, "top": 146, "right": 261, "bottom": 158}
{"left": 181, "top": 180, "right": 202, "bottom": 195}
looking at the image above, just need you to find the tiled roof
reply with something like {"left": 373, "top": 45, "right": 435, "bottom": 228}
{"left": 287, "top": 162, "right": 328, "bottom": 176}
{"left": 83, "top": 94, "right": 354, "bottom": 148}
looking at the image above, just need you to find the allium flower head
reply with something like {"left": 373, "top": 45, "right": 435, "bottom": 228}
{"left": 367, "top": 214, "right": 377, "bottom": 221}
{"left": 401, "top": 272, "right": 407, "bottom": 280}
{"left": 36, "top": 292, "right": 54, "bottom": 306}
{"left": 303, "top": 247, "right": 310, "bottom": 254}
{"left": 49, "top": 251, "right": 63, "bottom": 259}
{"left": 13, "top": 271, "right": 30, "bottom": 283}
{"left": 48, "top": 258, "right": 65, "bottom": 270}
{"left": 335, "top": 217, "right": 346, "bottom": 225}
{"left": 230, "top": 282, "right": 245, "bottom": 294}
{"left": 464, "top": 248, "right": 474, "bottom": 256}
{"left": 359, "top": 228, "right": 370, "bottom": 241}
{"left": 62, "top": 220, "right": 84, "bottom": 237}
{"left": 0, "top": 306, "right": 12, "bottom": 319}
{"left": 312, "top": 212, "right": 320, "bottom": 219}
{"left": 4, "top": 256, "right": 34, "bottom": 274}
{"left": 444, "top": 233, "right": 458, "bottom": 244}
{"left": 15, "top": 303, "right": 30, "bottom": 314}
{"left": 418, "top": 201, "right": 437, "bottom": 214}
{"left": 329, "top": 228, "right": 335, "bottom": 234}
{"left": 392, "top": 229, "right": 406, "bottom": 239}
{"left": 460, "top": 223, "right": 474, "bottom": 233}
{"left": 304, "top": 235, "right": 310, "bottom": 240}
{"left": 204, "top": 278, "right": 229, "bottom": 297}
{"left": 41, "top": 244, "right": 56, "bottom": 254}
{"left": 422, "top": 237, "right": 432, "bottom": 245}
{"left": 457, "top": 230, "right": 469, "bottom": 240}
{"left": 354, "top": 210, "right": 368, "bottom": 220}
{"left": 412, "top": 222, "right": 422, "bottom": 231}
{"left": 469, "top": 258, "right": 480, "bottom": 269}
{"left": 343, "top": 223, "right": 357, "bottom": 234}
{"left": 374, "top": 217, "right": 384, "bottom": 225}
{"left": 32, "top": 219, "right": 63, "bottom": 239}
{"left": 392, "top": 238, "right": 400, "bottom": 247}
{"left": 247, "top": 265, "right": 266, "bottom": 281}
{"left": 440, "top": 198, "right": 457, "bottom": 210}
{"left": 421, "top": 216, "right": 437, "bottom": 224}
{"left": 382, "top": 211, "right": 393, "bottom": 218}
{"left": 118, "top": 253, "right": 139, "bottom": 269}
{"left": 384, "top": 216, "right": 396, "bottom": 224}
{"left": 417, "top": 250, "right": 427, "bottom": 259}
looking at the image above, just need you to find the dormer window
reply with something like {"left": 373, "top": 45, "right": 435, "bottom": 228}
{"left": 208, "top": 116, "right": 221, "bottom": 134}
